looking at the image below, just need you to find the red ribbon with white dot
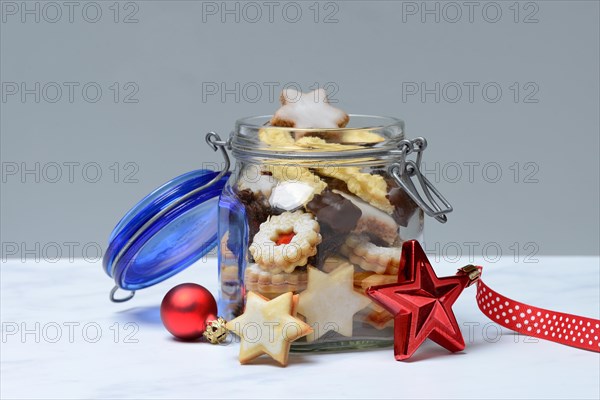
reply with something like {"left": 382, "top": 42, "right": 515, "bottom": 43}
{"left": 476, "top": 279, "right": 600, "bottom": 352}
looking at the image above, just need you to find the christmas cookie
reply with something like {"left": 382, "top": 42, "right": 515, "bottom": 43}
{"left": 294, "top": 136, "right": 362, "bottom": 151}
{"left": 294, "top": 129, "right": 385, "bottom": 145}
{"left": 298, "top": 265, "right": 371, "bottom": 341}
{"left": 271, "top": 88, "right": 349, "bottom": 129}
{"left": 226, "top": 291, "right": 312, "bottom": 366}
{"left": 353, "top": 270, "right": 375, "bottom": 287}
{"left": 220, "top": 231, "right": 237, "bottom": 263}
{"left": 258, "top": 129, "right": 362, "bottom": 151}
{"left": 352, "top": 269, "right": 397, "bottom": 292}
{"left": 363, "top": 303, "right": 394, "bottom": 330}
{"left": 220, "top": 265, "right": 240, "bottom": 302}
{"left": 341, "top": 129, "right": 385, "bottom": 144}
{"left": 269, "top": 181, "right": 315, "bottom": 211}
{"left": 317, "top": 167, "right": 394, "bottom": 214}
{"left": 220, "top": 264, "right": 239, "bottom": 282}
{"left": 373, "top": 170, "right": 420, "bottom": 227}
{"left": 333, "top": 190, "right": 398, "bottom": 245}
{"left": 358, "top": 273, "right": 397, "bottom": 291}
{"left": 258, "top": 128, "right": 296, "bottom": 148}
{"left": 219, "top": 232, "right": 240, "bottom": 298}
{"left": 388, "top": 185, "right": 420, "bottom": 227}
{"left": 249, "top": 211, "right": 322, "bottom": 274}
{"left": 306, "top": 189, "right": 362, "bottom": 235}
{"left": 235, "top": 189, "right": 272, "bottom": 247}
{"left": 263, "top": 164, "right": 327, "bottom": 201}
{"left": 237, "top": 167, "right": 277, "bottom": 198}
{"left": 244, "top": 263, "right": 308, "bottom": 297}
{"left": 340, "top": 234, "right": 401, "bottom": 275}
{"left": 322, "top": 255, "right": 354, "bottom": 273}
{"left": 306, "top": 189, "right": 362, "bottom": 267}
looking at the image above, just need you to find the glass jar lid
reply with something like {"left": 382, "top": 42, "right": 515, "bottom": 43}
{"left": 103, "top": 168, "right": 230, "bottom": 299}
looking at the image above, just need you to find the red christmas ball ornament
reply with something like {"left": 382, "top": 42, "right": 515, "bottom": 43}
{"left": 160, "top": 283, "right": 218, "bottom": 340}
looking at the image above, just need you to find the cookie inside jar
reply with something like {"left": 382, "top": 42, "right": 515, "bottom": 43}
{"left": 218, "top": 90, "right": 423, "bottom": 350}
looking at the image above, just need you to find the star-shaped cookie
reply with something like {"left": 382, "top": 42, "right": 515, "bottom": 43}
{"left": 225, "top": 291, "right": 312, "bottom": 366}
{"left": 270, "top": 88, "right": 350, "bottom": 128}
{"left": 297, "top": 265, "right": 371, "bottom": 342}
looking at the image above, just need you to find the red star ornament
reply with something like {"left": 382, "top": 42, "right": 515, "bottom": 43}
{"left": 366, "top": 240, "right": 481, "bottom": 361}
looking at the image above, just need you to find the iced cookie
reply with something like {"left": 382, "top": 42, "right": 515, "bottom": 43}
{"left": 271, "top": 88, "right": 349, "bottom": 129}
{"left": 244, "top": 263, "right": 308, "bottom": 296}
{"left": 263, "top": 164, "right": 327, "bottom": 201}
{"left": 333, "top": 190, "right": 398, "bottom": 245}
{"left": 238, "top": 168, "right": 277, "bottom": 198}
{"left": 269, "top": 181, "right": 315, "bottom": 211}
{"left": 249, "top": 210, "right": 322, "bottom": 274}
{"left": 340, "top": 234, "right": 401, "bottom": 275}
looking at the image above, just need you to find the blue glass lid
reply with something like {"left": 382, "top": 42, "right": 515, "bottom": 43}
{"left": 103, "top": 169, "right": 230, "bottom": 295}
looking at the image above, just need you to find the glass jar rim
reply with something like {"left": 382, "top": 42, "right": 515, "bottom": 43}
{"left": 231, "top": 114, "right": 405, "bottom": 163}
{"left": 235, "top": 114, "right": 404, "bottom": 131}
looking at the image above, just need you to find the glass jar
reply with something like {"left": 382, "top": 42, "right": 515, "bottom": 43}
{"left": 102, "top": 114, "right": 452, "bottom": 351}
{"left": 217, "top": 115, "right": 449, "bottom": 351}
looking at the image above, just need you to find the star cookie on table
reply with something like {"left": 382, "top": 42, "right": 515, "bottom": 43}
{"left": 297, "top": 265, "right": 371, "bottom": 341}
{"left": 225, "top": 291, "right": 312, "bottom": 366}
{"left": 270, "top": 88, "right": 350, "bottom": 129}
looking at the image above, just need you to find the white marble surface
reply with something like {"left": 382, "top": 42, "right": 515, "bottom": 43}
{"left": 1, "top": 256, "right": 599, "bottom": 399}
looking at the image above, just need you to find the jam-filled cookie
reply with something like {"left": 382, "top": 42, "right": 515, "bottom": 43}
{"left": 249, "top": 210, "right": 322, "bottom": 274}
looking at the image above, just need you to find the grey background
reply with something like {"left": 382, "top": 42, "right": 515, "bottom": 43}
{"left": 1, "top": 0, "right": 599, "bottom": 261}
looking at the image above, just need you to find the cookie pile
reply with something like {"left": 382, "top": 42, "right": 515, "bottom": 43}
{"left": 220, "top": 89, "right": 420, "bottom": 352}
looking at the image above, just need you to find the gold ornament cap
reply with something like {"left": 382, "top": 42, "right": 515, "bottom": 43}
{"left": 457, "top": 265, "right": 481, "bottom": 287}
{"left": 203, "top": 317, "right": 229, "bottom": 344}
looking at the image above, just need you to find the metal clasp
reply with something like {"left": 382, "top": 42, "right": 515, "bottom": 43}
{"left": 205, "top": 131, "right": 232, "bottom": 185}
{"left": 388, "top": 137, "right": 453, "bottom": 223}
{"left": 110, "top": 286, "right": 135, "bottom": 303}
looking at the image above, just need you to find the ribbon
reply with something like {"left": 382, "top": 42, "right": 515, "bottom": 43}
{"left": 476, "top": 278, "right": 599, "bottom": 352}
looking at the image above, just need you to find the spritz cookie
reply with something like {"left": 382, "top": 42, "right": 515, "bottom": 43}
{"left": 244, "top": 263, "right": 308, "bottom": 296}
{"left": 340, "top": 234, "right": 401, "bottom": 275}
